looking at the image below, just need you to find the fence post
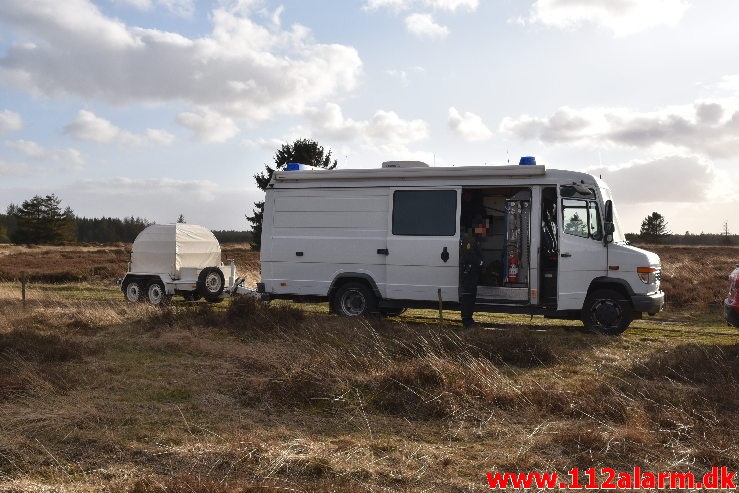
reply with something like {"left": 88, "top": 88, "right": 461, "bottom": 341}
{"left": 437, "top": 288, "right": 443, "bottom": 322}
{"left": 21, "top": 272, "right": 27, "bottom": 309}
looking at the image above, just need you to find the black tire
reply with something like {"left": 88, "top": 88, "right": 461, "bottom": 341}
{"left": 146, "top": 280, "right": 170, "bottom": 306}
{"left": 582, "top": 289, "right": 633, "bottom": 335}
{"left": 197, "top": 267, "right": 225, "bottom": 301}
{"left": 331, "top": 282, "right": 378, "bottom": 317}
{"left": 123, "top": 280, "right": 144, "bottom": 303}
{"left": 379, "top": 308, "right": 407, "bottom": 317}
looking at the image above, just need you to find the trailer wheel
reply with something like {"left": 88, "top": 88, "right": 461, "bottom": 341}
{"left": 582, "top": 289, "right": 632, "bottom": 335}
{"left": 146, "top": 281, "right": 170, "bottom": 306}
{"left": 332, "top": 282, "right": 377, "bottom": 317}
{"left": 123, "top": 280, "right": 144, "bottom": 303}
{"left": 197, "top": 267, "right": 225, "bottom": 301}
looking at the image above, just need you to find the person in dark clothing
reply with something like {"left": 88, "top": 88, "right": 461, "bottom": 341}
{"left": 459, "top": 216, "right": 487, "bottom": 328}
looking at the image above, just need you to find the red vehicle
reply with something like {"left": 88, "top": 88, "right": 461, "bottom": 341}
{"left": 725, "top": 264, "right": 739, "bottom": 327}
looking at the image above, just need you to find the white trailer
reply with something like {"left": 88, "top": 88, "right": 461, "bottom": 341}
{"left": 257, "top": 159, "right": 664, "bottom": 334}
{"left": 120, "top": 223, "right": 249, "bottom": 304}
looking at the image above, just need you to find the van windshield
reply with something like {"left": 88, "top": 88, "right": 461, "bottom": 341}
{"left": 600, "top": 188, "right": 626, "bottom": 243}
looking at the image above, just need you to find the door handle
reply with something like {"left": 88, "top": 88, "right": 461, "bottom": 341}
{"left": 560, "top": 252, "right": 572, "bottom": 258}
{"left": 377, "top": 248, "right": 389, "bottom": 256}
{"left": 441, "top": 246, "right": 449, "bottom": 262}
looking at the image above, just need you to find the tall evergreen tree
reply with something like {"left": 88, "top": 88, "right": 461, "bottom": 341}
{"left": 10, "top": 194, "right": 76, "bottom": 244}
{"left": 639, "top": 212, "right": 670, "bottom": 243}
{"left": 247, "top": 139, "right": 337, "bottom": 250}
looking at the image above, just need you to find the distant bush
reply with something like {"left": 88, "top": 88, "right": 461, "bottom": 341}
{"left": 213, "top": 230, "right": 252, "bottom": 244}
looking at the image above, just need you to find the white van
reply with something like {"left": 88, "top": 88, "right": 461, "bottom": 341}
{"left": 257, "top": 159, "right": 664, "bottom": 334}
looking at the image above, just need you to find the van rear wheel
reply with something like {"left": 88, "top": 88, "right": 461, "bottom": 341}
{"left": 332, "top": 282, "right": 377, "bottom": 317}
{"left": 582, "top": 289, "right": 632, "bottom": 335}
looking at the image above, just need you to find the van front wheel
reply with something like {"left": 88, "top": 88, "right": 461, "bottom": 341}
{"left": 582, "top": 289, "right": 632, "bottom": 335}
{"left": 332, "top": 282, "right": 377, "bottom": 317}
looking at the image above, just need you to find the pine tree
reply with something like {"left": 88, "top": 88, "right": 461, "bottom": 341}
{"left": 247, "top": 139, "right": 337, "bottom": 250}
{"left": 10, "top": 194, "right": 76, "bottom": 244}
{"left": 639, "top": 212, "right": 670, "bottom": 243}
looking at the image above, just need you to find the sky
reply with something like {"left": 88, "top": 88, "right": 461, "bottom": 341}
{"left": 0, "top": 0, "right": 737, "bottom": 234}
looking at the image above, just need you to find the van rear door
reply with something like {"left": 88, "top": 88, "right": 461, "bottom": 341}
{"left": 385, "top": 188, "right": 460, "bottom": 302}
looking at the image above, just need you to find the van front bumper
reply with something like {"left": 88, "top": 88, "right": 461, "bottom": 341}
{"left": 632, "top": 291, "right": 664, "bottom": 315}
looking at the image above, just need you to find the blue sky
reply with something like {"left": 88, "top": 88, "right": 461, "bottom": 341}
{"left": 1, "top": 0, "right": 737, "bottom": 234}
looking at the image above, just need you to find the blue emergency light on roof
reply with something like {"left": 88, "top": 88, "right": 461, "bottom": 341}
{"left": 285, "top": 162, "right": 305, "bottom": 171}
{"left": 519, "top": 156, "right": 536, "bottom": 166}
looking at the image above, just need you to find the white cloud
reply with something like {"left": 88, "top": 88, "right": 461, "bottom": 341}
{"left": 5, "top": 140, "right": 85, "bottom": 169}
{"left": 0, "top": 1, "right": 362, "bottom": 123}
{"left": 718, "top": 74, "right": 739, "bottom": 94}
{"left": 405, "top": 13, "right": 449, "bottom": 38}
{"left": 501, "top": 100, "right": 739, "bottom": 159}
{"left": 428, "top": 0, "right": 478, "bottom": 12}
{"left": 527, "top": 0, "right": 689, "bottom": 36}
{"left": 64, "top": 110, "right": 120, "bottom": 143}
{"left": 63, "top": 110, "right": 175, "bottom": 146}
{"left": 243, "top": 137, "right": 289, "bottom": 152}
{"left": 5, "top": 139, "right": 46, "bottom": 159}
{"left": 0, "top": 109, "right": 22, "bottom": 133}
{"left": 385, "top": 66, "right": 424, "bottom": 86}
{"left": 145, "top": 128, "right": 176, "bottom": 145}
{"left": 111, "top": 0, "right": 196, "bottom": 16}
{"left": 448, "top": 107, "right": 492, "bottom": 141}
{"left": 365, "top": 0, "right": 475, "bottom": 37}
{"left": 0, "top": 159, "right": 43, "bottom": 177}
{"left": 589, "top": 155, "right": 715, "bottom": 203}
{"left": 176, "top": 107, "right": 239, "bottom": 143}
{"left": 364, "top": 0, "right": 478, "bottom": 12}
{"left": 308, "top": 103, "right": 428, "bottom": 147}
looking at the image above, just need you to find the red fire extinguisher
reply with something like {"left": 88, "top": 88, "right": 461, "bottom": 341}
{"left": 508, "top": 255, "right": 519, "bottom": 283}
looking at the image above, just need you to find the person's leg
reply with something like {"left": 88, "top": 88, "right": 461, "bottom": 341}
{"left": 460, "top": 280, "right": 477, "bottom": 326}
{"left": 461, "top": 293, "right": 474, "bottom": 326}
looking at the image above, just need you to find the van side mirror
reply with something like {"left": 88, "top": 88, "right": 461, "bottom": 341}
{"left": 604, "top": 222, "right": 614, "bottom": 244}
{"left": 603, "top": 200, "right": 614, "bottom": 244}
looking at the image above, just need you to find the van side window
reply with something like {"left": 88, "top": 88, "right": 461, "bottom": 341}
{"left": 392, "top": 190, "right": 457, "bottom": 236}
{"left": 562, "top": 199, "right": 602, "bottom": 241}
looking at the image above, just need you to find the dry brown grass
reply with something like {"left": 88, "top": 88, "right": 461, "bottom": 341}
{"left": 0, "top": 245, "right": 737, "bottom": 492}
{"left": 648, "top": 245, "right": 739, "bottom": 307}
{"left": 0, "top": 243, "right": 259, "bottom": 286}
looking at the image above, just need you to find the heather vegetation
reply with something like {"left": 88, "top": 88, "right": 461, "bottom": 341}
{"left": 0, "top": 244, "right": 736, "bottom": 491}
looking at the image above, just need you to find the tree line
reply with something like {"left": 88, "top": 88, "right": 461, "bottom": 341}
{"left": 627, "top": 211, "right": 736, "bottom": 245}
{"left": 0, "top": 194, "right": 251, "bottom": 245}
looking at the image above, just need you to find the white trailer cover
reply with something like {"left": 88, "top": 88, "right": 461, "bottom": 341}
{"left": 131, "top": 224, "right": 221, "bottom": 279}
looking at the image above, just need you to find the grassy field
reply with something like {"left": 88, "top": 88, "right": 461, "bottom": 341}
{"left": 0, "top": 244, "right": 737, "bottom": 492}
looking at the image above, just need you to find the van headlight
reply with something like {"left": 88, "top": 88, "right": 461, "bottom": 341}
{"left": 637, "top": 266, "right": 658, "bottom": 285}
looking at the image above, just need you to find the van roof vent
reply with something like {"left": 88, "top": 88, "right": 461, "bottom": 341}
{"left": 381, "top": 161, "right": 430, "bottom": 168}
